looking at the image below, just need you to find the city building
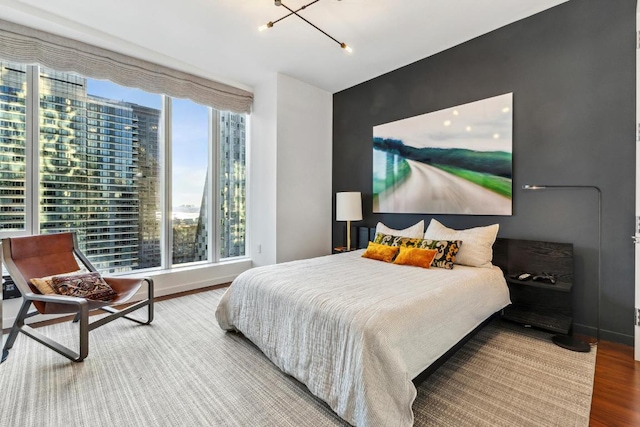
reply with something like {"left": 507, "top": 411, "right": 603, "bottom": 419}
{"left": 0, "top": 62, "right": 26, "bottom": 231}
{"left": 218, "top": 111, "right": 246, "bottom": 258}
{"left": 131, "top": 104, "right": 161, "bottom": 269}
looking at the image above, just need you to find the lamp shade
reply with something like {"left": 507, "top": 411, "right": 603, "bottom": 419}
{"left": 336, "top": 192, "right": 362, "bottom": 221}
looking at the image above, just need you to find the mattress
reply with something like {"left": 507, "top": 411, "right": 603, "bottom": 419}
{"left": 216, "top": 250, "right": 510, "bottom": 426}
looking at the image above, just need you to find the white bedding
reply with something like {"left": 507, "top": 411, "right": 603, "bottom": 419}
{"left": 216, "top": 250, "right": 510, "bottom": 426}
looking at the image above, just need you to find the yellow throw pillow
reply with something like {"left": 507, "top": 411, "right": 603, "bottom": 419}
{"left": 362, "top": 242, "right": 399, "bottom": 263}
{"left": 393, "top": 247, "right": 438, "bottom": 268}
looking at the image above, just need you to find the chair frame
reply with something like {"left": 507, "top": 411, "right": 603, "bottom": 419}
{"left": 1, "top": 233, "right": 153, "bottom": 362}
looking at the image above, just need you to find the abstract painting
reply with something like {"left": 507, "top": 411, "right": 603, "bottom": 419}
{"left": 373, "top": 93, "right": 513, "bottom": 215}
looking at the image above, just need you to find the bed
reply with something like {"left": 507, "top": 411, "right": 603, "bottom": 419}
{"left": 215, "top": 243, "right": 511, "bottom": 426}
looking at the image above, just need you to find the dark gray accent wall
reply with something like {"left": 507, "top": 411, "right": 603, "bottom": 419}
{"left": 332, "top": 0, "right": 636, "bottom": 344}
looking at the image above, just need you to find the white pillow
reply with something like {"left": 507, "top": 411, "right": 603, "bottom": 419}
{"left": 375, "top": 220, "right": 424, "bottom": 239}
{"left": 424, "top": 219, "right": 499, "bottom": 268}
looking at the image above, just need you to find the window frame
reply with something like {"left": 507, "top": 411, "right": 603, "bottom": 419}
{"left": 0, "top": 64, "right": 248, "bottom": 273}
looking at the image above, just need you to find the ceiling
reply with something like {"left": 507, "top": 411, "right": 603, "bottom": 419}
{"left": 0, "top": 0, "right": 569, "bottom": 93}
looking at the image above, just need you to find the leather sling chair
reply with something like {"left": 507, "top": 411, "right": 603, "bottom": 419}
{"left": 1, "top": 232, "right": 153, "bottom": 362}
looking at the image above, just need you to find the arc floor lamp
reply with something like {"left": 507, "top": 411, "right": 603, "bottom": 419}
{"left": 522, "top": 184, "right": 601, "bottom": 352}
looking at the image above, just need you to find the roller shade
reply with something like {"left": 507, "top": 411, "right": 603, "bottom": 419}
{"left": 0, "top": 18, "right": 253, "bottom": 114}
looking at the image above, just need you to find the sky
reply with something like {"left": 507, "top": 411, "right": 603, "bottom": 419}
{"left": 87, "top": 79, "right": 161, "bottom": 109}
{"left": 373, "top": 92, "right": 513, "bottom": 153}
{"left": 86, "top": 79, "right": 209, "bottom": 208}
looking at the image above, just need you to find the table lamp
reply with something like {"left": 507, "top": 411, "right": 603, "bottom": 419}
{"left": 336, "top": 192, "right": 362, "bottom": 251}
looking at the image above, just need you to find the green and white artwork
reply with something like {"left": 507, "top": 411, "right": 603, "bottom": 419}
{"left": 373, "top": 93, "right": 513, "bottom": 215}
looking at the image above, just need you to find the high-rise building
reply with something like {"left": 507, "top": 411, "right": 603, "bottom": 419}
{"left": 183, "top": 111, "right": 247, "bottom": 262}
{"left": 131, "top": 104, "right": 161, "bottom": 269}
{"left": 219, "top": 111, "right": 246, "bottom": 258}
{"left": 39, "top": 68, "right": 141, "bottom": 273}
{"left": 0, "top": 62, "right": 27, "bottom": 231}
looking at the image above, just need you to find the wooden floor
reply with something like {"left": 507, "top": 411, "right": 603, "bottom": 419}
{"left": 590, "top": 340, "right": 640, "bottom": 426}
{"left": 3, "top": 284, "right": 640, "bottom": 425}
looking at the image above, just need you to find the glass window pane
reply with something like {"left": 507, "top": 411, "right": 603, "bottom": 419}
{"left": 172, "top": 99, "right": 209, "bottom": 265}
{"left": 0, "top": 61, "right": 27, "bottom": 231}
{"left": 218, "top": 111, "right": 246, "bottom": 258}
{"left": 38, "top": 68, "right": 162, "bottom": 273}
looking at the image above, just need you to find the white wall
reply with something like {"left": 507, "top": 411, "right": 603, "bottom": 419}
{"left": 250, "top": 73, "right": 333, "bottom": 266}
{"left": 249, "top": 75, "right": 278, "bottom": 267}
{"left": 275, "top": 74, "right": 332, "bottom": 263}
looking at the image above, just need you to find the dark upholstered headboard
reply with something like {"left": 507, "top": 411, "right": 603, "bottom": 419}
{"left": 357, "top": 226, "right": 376, "bottom": 249}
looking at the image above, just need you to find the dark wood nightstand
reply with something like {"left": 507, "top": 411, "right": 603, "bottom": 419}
{"left": 493, "top": 238, "right": 574, "bottom": 335}
{"left": 332, "top": 246, "right": 352, "bottom": 254}
{"left": 501, "top": 277, "right": 573, "bottom": 334}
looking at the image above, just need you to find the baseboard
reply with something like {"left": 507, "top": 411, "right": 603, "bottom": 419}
{"left": 139, "top": 275, "right": 235, "bottom": 299}
{"left": 572, "top": 322, "right": 634, "bottom": 346}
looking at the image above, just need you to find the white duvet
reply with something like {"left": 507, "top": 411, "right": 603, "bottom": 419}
{"left": 216, "top": 250, "right": 510, "bottom": 426}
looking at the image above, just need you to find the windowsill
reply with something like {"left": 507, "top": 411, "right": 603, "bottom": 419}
{"left": 112, "top": 256, "right": 252, "bottom": 279}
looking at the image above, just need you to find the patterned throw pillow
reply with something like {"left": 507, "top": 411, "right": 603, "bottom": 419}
{"left": 420, "top": 239, "right": 462, "bottom": 269}
{"left": 374, "top": 232, "right": 462, "bottom": 269}
{"left": 373, "top": 233, "right": 420, "bottom": 247}
{"left": 51, "top": 272, "right": 117, "bottom": 301}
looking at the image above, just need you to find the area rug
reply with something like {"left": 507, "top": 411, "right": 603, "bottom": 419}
{"left": 0, "top": 289, "right": 596, "bottom": 426}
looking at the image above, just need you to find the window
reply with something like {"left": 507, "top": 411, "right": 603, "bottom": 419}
{"left": 0, "top": 60, "right": 247, "bottom": 273}
{"left": 171, "top": 99, "right": 209, "bottom": 265}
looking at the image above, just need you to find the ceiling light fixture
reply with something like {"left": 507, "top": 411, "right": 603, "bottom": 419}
{"left": 259, "top": 0, "right": 352, "bottom": 53}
